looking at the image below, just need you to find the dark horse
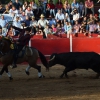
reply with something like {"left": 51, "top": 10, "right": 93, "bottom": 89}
{"left": 0, "top": 37, "right": 49, "bottom": 80}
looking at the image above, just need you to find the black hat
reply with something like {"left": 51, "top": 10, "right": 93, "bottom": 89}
{"left": 25, "top": 27, "right": 31, "bottom": 32}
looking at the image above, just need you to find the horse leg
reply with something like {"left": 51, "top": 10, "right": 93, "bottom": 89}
{"left": 33, "top": 65, "right": 45, "bottom": 78}
{"left": 25, "top": 65, "right": 31, "bottom": 75}
{"left": 4, "top": 67, "right": 13, "bottom": 80}
{"left": 0, "top": 67, "right": 5, "bottom": 77}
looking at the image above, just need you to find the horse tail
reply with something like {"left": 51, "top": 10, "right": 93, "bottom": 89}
{"left": 38, "top": 50, "right": 49, "bottom": 71}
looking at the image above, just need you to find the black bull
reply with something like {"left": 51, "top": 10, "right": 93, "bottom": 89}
{"left": 48, "top": 52, "right": 100, "bottom": 78}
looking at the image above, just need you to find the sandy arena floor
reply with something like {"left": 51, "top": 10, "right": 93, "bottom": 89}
{"left": 0, "top": 64, "right": 100, "bottom": 100}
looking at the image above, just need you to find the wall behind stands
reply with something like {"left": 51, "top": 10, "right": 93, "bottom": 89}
{"left": 31, "top": 34, "right": 100, "bottom": 55}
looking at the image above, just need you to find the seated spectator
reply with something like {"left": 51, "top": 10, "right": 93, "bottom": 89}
{"left": 25, "top": 6, "right": 33, "bottom": 17}
{"left": 22, "top": 1, "right": 28, "bottom": 11}
{"left": 3, "top": 5, "right": 9, "bottom": 14}
{"left": 51, "top": 24, "right": 57, "bottom": 34}
{"left": 29, "top": 1, "right": 37, "bottom": 17}
{"left": 48, "top": 15, "right": 56, "bottom": 27}
{"left": 13, "top": 0, "right": 21, "bottom": 10}
{"left": 0, "top": 4, "right": 4, "bottom": 13}
{"left": 62, "top": 0, "right": 71, "bottom": 15}
{"left": 41, "top": 0, "right": 47, "bottom": 15}
{"left": 19, "top": 11, "right": 26, "bottom": 21}
{"left": 85, "top": 0, "right": 94, "bottom": 15}
{"left": 0, "top": 27, "right": 6, "bottom": 37}
{"left": 13, "top": 16, "right": 21, "bottom": 36}
{"left": 97, "top": 21, "right": 100, "bottom": 37}
{"left": 38, "top": 14, "right": 49, "bottom": 28}
{"left": 87, "top": 14, "right": 98, "bottom": 31}
{"left": 36, "top": 25, "right": 43, "bottom": 35}
{"left": 55, "top": 0, "right": 63, "bottom": 13}
{"left": 9, "top": 5, "right": 18, "bottom": 17}
{"left": 8, "top": 1, "right": 13, "bottom": 10}
{"left": 47, "top": 0, "right": 55, "bottom": 17}
{"left": 64, "top": 21, "right": 72, "bottom": 38}
{"left": 56, "top": 23, "right": 65, "bottom": 35}
{"left": 64, "top": 12, "right": 70, "bottom": 23}
{"left": 71, "top": 0, "right": 79, "bottom": 11}
{"left": 79, "top": 2, "right": 84, "bottom": 17}
{"left": 73, "top": 21, "right": 80, "bottom": 35}
{"left": 6, "top": 26, "right": 15, "bottom": 37}
{"left": 44, "top": 24, "right": 52, "bottom": 37}
{"left": 55, "top": 9, "right": 65, "bottom": 24}
{"left": 71, "top": 8, "right": 79, "bottom": 25}
{"left": 18, "top": 7, "right": 23, "bottom": 14}
{"left": 24, "top": 15, "right": 30, "bottom": 27}
{"left": 80, "top": 16, "right": 87, "bottom": 33}
{"left": 89, "top": 21, "right": 97, "bottom": 37}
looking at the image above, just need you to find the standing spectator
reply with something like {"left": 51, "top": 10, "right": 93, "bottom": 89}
{"left": 38, "top": 14, "right": 49, "bottom": 28}
{"left": 13, "top": 0, "right": 21, "bottom": 10}
{"left": 55, "top": 9, "right": 65, "bottom": 24}
{"left": 85, "top": 0, "right": 94, "bottom": 15}
{"left": 71, "top": 0, "right": 79, "bottom": 11}
{"left": 47, "top": 0, "right": 56, "bottom": 17}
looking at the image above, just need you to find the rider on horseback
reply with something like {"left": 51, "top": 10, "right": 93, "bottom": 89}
{"left": 11, "top": 26, "right": 32, "bottom": 68}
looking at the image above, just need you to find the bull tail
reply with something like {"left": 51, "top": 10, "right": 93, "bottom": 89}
{"left": 38, "top": 50, "right": 49, "bottom": 70}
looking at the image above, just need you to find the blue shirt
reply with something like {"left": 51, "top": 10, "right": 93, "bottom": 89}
{"left": 0, "top": 19, "right": 8, "bottom": 28}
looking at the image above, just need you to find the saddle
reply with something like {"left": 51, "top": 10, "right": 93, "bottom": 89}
{"left": 17, "top": 46, "right": 33, "bottom": 58}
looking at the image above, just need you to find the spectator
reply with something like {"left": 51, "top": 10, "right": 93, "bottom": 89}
{"left": 73, "top": 21, "right": 80, "bottom": 35}
{"left": 71, "top": 0, "right": 79, "bottom": 11}
{"left": 38, "top": 14, "right": 49, "bottom": 28}
{"left": 55, "top": 0, "right": 63, "bottom": 13}
{"left": 71, "top": 8, "right": 80, "bottom": 25}
{"left": 24, "top": 16, "right": 30, "bottom": 27}
{"left": 19, "top": 11, "right": 26, "bottom": 21}
{"left": 0, "top": 4, "right": 4, "bottom": 13}
{"left": 97, "top": 21, "right": 100, "bottom": 37}
{"left": 22, "top": 1, "right": 28, "bottom": 11}
{"left": 64, "top": 21, "right": 72, "bottom": 38}
{"left": 64, "top": 12, "right": 70, "bottom": 23}
{"left": 3, "top": 5, "right": 9, "bottom": 14}
{"left": 47, "top": 0, "right": 56, "bottom": 17}
{"left": 62, "top": 0, "right": 71, "bottom": 15}
{"left": 18, "top": 6, "right": 23, "bottom": 14}
{"left": 30, "top": 1, "right": 37, "bottom": 17}
{"left": 79, "top": 2, "right": 84, "bottom": 17}
{"left": 13, "top": 0, "right": 21, "bottom": 10}
{"left": 8, "top": 1, "right": 13, "bottom": 10}
{"left": 0, "top": 27, "right": 6, "bottom": 36}
{"left": 89, "top": 21, "right": 97, "bottom": 37}
{"left": 48, "top": 15, "right": 56, "bottom": 27}
{"left": 44, "top": 24, "right": 52, "bottom": 37}
{"left": 80, "top": 16, "right": 87, "bottom": 33}
{"left": 25, "top": 6, "right": 33, "bottom": 17}
{"left": 55, "top": 9, "right": 65, "bottom": 24}
{"left": 9, "top": 5, "right": 18, "bottom": 17}
{"left": 85, "top": 0, "right": 94, "bottom": 15}
{"left": 51, "top": 24, "right": 57, "bottom": 34}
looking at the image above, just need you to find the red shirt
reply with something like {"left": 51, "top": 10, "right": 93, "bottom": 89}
{"left": 47, "top": 3, "right": 55, "bottom": 9}
{"left": 85, "top": 0, "right": 93, "bottom": 8}
{"left": 56, "top": 3, "right": 63, "bottom": 9}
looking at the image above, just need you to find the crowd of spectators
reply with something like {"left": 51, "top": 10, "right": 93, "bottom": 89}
{"left": 0, "top": 0, "right": 100, "bottom": 38}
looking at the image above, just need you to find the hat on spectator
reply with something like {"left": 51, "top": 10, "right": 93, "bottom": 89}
{"left": 31, "top": 15, "right": 35, "bottom": 19}
{"left": 40, "top": 14, "right": 45, "bottom": 17}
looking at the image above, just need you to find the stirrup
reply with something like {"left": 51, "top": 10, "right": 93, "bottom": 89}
{"left": 12, "top": 63, "right": 17, "bottom": 69}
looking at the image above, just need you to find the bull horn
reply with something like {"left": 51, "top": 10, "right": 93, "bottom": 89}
{"left": 49, "top": 55, "right": 55, "bottom": 61}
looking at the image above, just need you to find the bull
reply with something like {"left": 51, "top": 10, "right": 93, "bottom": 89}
{"left": 48, "top": 52, "right": 100, "bottom": 78}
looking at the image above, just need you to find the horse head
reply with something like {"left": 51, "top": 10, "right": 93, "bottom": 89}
{"left": 0, "top": 37, "right": 12, "bottom": 54}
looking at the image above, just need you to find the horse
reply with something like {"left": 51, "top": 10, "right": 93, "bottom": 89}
{"left": 0, "top": 37, "right": 49, "bottom": 80}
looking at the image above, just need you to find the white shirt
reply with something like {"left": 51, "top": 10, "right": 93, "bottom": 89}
{"left": 55, "top": 13, "right": 65, "bottom": 20}
{"left": 73, "top": 13, "right": 80, "bottom": 21}
{"left": 38, "top": 19, "right": 49, "bottom": 27}
{"left": 0, "top": 19, "right": 8, "bottom": 28}
{"left": 9, "top": 9, "right": 18, "bottom": 17}
{"left": 30, "top": 20, "right": 38, "bottom": 27}
{"left": 25, "top": 9, "right": 33, "bottom": 16}
{"left": 13, "top": 20, "right": 21, "bottom": 28}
